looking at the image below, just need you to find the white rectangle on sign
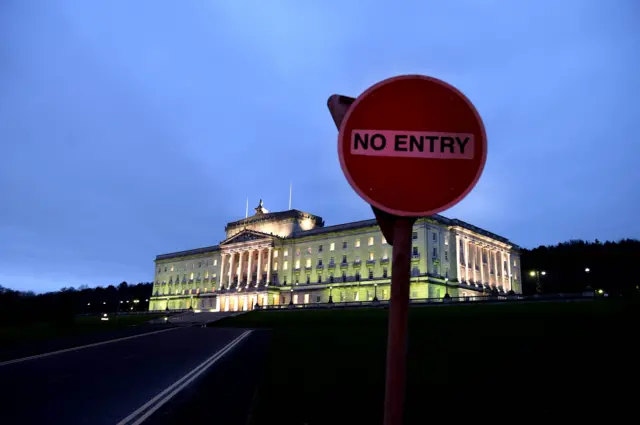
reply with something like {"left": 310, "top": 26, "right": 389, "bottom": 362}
{"left": 351, "top": 130, "right": 474, "bottom": 159}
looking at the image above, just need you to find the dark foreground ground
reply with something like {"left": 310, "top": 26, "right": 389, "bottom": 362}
{"left": 209, "top": 299, "right": 640, "bottom": 424}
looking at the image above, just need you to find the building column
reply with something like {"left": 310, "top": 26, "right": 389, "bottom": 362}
{"left": 464, "top": 239, "right": 469, "bottom": 283}
{"left": 479, "top": 246, "right": 485, "bottom": 287}
{"left": 493, "top": 250, "right": 499, "bottom": 288}
{"left": 507, "top": 252, "right": 512, "bottom": 291}
{"left": 455, "top": 234, "right": 461, "bottom": 284}
{"left": 499, "top": 251, "right": 506, "bottom": 288}
{"left": 237, "top": 251, "right": 244, "bottom": 287}
{"left": 266, "top": 247, "right": 273, "bottom": 286}
{"left": 219, "top": 253, "right": 226, "bottom": 289}
{"left": 256, "top": 248, "right": 263, "bottom": 286}
{"left": 246, "top": 249, "right": 253, "bottom": 288}
{"left": 228, "top": 253, "right": 235, "bottom": 289}
{"left": 470, "top": 242, "right": 476, "bottom": 283}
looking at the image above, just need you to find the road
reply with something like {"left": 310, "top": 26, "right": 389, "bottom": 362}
{"left": 0, "top": 326, "right": 260, "bottom": 425}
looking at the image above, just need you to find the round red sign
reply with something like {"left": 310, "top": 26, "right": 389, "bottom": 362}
{"left": 338, "top": 75, "right": 487, "bottom": 217}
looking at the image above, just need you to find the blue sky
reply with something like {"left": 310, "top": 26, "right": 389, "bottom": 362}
{"left": 1, "top": 0, "right": 639, "bottom": 292}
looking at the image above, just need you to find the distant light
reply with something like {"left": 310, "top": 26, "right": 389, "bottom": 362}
{"left": 164, "top": 317, "right": 168, "bottom": 321}
{"left": 585, "top": 268, "right": 590, "bottom": 273}
{"left": 87, "top": 303, "right": 90, "bottom": 306}
{"left": 126, "top": 300, "right": 130, "bottom": 303}
{"left": 529, "top": 271, "right": 536, "bottom": 277}
{"left": 374, "top": 283, "right": 377, "bottom": 287}
{"left": 541, "top": 271, "right": 547, "bottom": 276}
{"left": 194, "top": 309, "right": 202, "bottom": 313}
{"left": 120, "top": 301, "right": 123, "bottom": 304}
{"left": 145, "top": 299, "right": 149, "bottom": 302}
{"left": 101, "top": 317, "right": 109, "bottom": 321}
{"left": 103, "top": 313, "right": 108, "bottom": 317}
{"left": 597, "top": 289, "right": 604, "bottom": 294}
{"left": 103, "top": 302, "right": 106, "bottom": 304}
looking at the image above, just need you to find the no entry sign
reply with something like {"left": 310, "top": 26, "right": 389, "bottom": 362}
{"left": 338, "top": 75, "right": 487, "bottom": 216}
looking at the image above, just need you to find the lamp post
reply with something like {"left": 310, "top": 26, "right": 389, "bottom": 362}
{"left": 373, "top": 283, "right": 379, "bottom": 302}
{"left": 529, "top": 270, "right": 546, "bottom": 293}
{"left": 444, "top": 277, "right": 450, "bottom": 298}
{"left": 289, "top": 288, "right": 294, "bottom": 305}
{"left": 328, "top": 286, "right": 333, "bottom": 304}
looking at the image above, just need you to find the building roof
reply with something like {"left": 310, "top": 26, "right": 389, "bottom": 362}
{"left": 225, "top": 209, "right": 324, "bottom": 230}
{"left": 156, "top": 245, "right": 219, "bottom": 261}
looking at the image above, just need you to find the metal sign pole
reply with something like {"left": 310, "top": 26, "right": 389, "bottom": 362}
{"left": 383, "top": 216, "right": 414, "bottom": 425}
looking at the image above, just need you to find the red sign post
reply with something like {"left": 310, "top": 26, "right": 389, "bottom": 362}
{"left": 328, "top": 75, "right": 487, "bottom": 425}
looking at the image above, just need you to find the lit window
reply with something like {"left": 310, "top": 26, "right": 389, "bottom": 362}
{"left": 205, "top": 271, "right": 209, "bottom": 278}
{"left": 382, "top": 251, "right": 388, "bottom": 260}
{"left": 383, "top": 289, "right": 388, "bottom": 299}
{"left": 330, "top": 242, "right": 335, "bottom": 251}
{"left": 355, "top": 239, "right": 361, "bottom": 248}
{"left": 412, "top": 232, "right": 418, "bottom": 240}
{"left": 306, "top": 258, "right": 311, "bottom": 268}
{"left": 214, "top": 259, "right": 218, "bottom": 266}
{"left": 355, "top": 255, "right": 361, "bottom": 263}
{"left": 307, "top": 246, "right": 312, "bottom": 255}
{"left": 369, "top": 252, "right": 375, "bottom": 261}
{"left": 444, "top": 236, "right": 449, "bottom": 246}
{"left": 170, "top": 265, "right": 174, "bottom": 272}
{"left": 212, "top": 274, "right": 217, "bottom": 278}
{"left": 368, "top": 237, "right": 374, "bottom": 246}
{"left": 284, "top": 249, "right": 288, "bottom": 257}
{"left": 381, "top": 236, "right": 387, "bottom": 245}
{"left": 274, "top": 262, "right": 279, "bottom": 271}
{"left": 296, "top": 248, "right": 300, "bottom": 257}
{"left": 190, "top": 272, "right": 194, "bottom": 280}
{"left": 295, "top": 260, "right": 300, "bottom": 269}
{"left": 284, "top": 261, "right": 288, "bottom": 270}
{"left": 274, "top": 250, "right": 279, "bottom": 258}
{"left": 342, "top": 241, "right": 347, "bottom": 249}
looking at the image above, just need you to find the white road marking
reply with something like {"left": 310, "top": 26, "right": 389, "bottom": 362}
{"left": 116, "top": 330, "right": 252, "bottom": 425}
{"left": 0, "top": 327, "right": 180, "bottom": 367}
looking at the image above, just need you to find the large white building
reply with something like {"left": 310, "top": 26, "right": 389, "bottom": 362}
{"left": 149, "top": 200, "right": 521, "bottom": 312}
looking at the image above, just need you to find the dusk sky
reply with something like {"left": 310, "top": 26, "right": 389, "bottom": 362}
{"left": 1, "top": 1, "right": 639, "bottom": 292}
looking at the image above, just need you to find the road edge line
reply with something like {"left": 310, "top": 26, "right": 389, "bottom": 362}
{"left": 0, "top": 327, "right": 179, "bottom": 367}
{"left": 116, "top": 330, "right": 252, "bottom": 425}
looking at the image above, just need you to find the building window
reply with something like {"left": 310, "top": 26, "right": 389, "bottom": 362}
{"left": 340, "top": 292, "right": 345, "bottom": 302}
{"left": 342, "top": 272, "right": 347, "bottom": 282}
{"left": 356, "top": 271, "right": 360, "bottom": 281}
{"left": 355, "top": 255, "right": 361, "bottom": 263}
{"left": 329, "top": 274, "right": 334, "bottom": 283}
{"left": 354, "top": 291, "right": 359, "bottom": 301}
{"left": 295, "top": 260, "right": 300, "bottom": 269}
{"left": 368, "top": 270, "right": 374, "bottom": 280}
{"left": 382, "top": 251, "right": 388, "bottom": 260}
{"left": 284, "top": 261, "right": 288, "bottom": 270}
{"left": 383, "top": 268, "right": 388, "bottom": 278}
{"left": 198, "top": 261, "right": 202, "bottom": 268}
{"left": 444, "top": 236, "right": 449, "bottom": 246}
{"left": 368, "top": 237, "right": 374, "bottom": 246}
{"left": 284, "top": 249, "right": 288, "bottom": 257}
{"left": 381, "top": 236, "right": 387, "bottom": 245}
{"left": 274, "top": 262, "right": 279, "bottom": 271}
{"left": 274, "top": 250, "right": 279, "bottom": 258}
{"left": 190, "top": 272, "right": 194, "bottom": 280}
{"left": 316, "top": 295, "right": 321, "bottom": 303}
{"left": 412, "top": 232, "right": 418, "bottom": 240}
{"left": 318, "top": 259, "right": 323, "bottom": 266}
{"left": 342, "top": 241, "right": 348, "bottom": 249}
{"left": 329, "top": 256, "right": 335, "bottom": 265}
{"left": 383, "top": 289, "right": 388, "bottom": 299}
{"left": 433, "top": 247, "right": 438, "bottom": 258}
{"left": 306, "top": 258, "right": 311, "bottom": 268}
{"left": 296, "top": 248, "right": 300, "bottom": 257}
{"left": 355, "top": 239, "right": 361, "bottom": 248}
{"left": 157, "top": 268, "right": 161, "bottom": 274}
{"left": 214, "top": 259, "right": 218, "bottom": 266}
{"left": 445, "top": 251, "right": 448, "bottom": 261}
{"left": 330, "top": 242, "right": 335, "bottom": 251}
{"left": 306, "top": 246, "right": 312, "bottom": 255}
{"left": 318, "top": 245, "right": 323, "bottom": 253}
{"left": 412, "top": 247, "right": 419, "bottom": 256}
{"left": 342, "top": 255, "right": 347, "bottom": 264}
{"left": 205, "top": 271, "right": 209, "bottom": 278}
{"left": 317, "top": 275, "right": 322, "bottom": 284}
{"left": 164, "top": 266, "right": 167, "bottom": 272}
{"left": 433, "top": 233, "right": 437, "bottom": 242}
{"left": 170, "top": 265, "right": 174, "bottom": 272}
{"left": 369, "top": 251, "right": 375, "bottom": 261}
{"left": 306, "top": 275, "right": 310, "bottom": 284}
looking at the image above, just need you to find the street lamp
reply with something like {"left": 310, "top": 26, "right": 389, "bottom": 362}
{"left": 444, "top": 277, "right": 450, "bottom": 298}
{"left": 585, "top": 268, "right": 590, "bottom": 273}
{"left": 289, "top": 288, "right": 294, "bottom": 305}
{"left": 529, "top": 270, "right": 546, "bottom": 293}
{"left": 373, "top": 283, "right": 378, "bottom": 302}
{"left": 328, "top": 286, "right": 333, "bottom": 304}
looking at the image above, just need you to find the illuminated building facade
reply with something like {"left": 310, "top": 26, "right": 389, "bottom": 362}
{"left": 149, "top": 200, "right": 521, "bottom": 311}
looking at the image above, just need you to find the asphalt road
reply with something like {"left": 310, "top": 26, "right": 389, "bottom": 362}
{"left": 0, "top": 327, "right": 252, "bottom": 425}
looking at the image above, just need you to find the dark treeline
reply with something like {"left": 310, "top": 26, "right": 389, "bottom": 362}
{"left": 519, "top": 239, "right": 639, "bottom": 295}
{"left": 0, "top": 281, "right": 153, "bottom": 325}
